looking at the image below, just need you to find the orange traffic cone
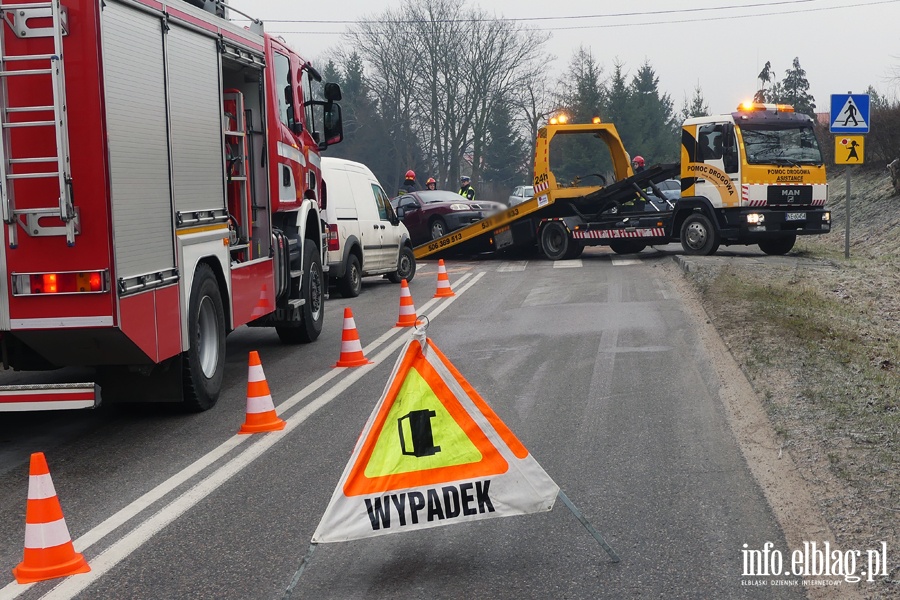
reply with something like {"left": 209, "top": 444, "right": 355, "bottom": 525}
{"left": 334, "top": 307, "right": 372, "bottom": 367}
{"left": 238, "top": 351, "right": 286, "bottom": 434}
{"left": 12, "top": 452, "right": 90, "bottom": 584}
{"left": 395, "top": 279, "right": 419, "bottom": 327}
{"left": 433, "top": 259, "right": 455, "bottom": 298}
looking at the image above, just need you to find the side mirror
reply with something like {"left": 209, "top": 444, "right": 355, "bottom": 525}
{"left": 291, "top": 122, "right": 303, "bottom": 135}
{"left": 395, "top": 206, "right": 406, "bottom": 218}
{"left": 320, "top": 103, "right": 343, "bottom": 149}
{"left": 324, "top": 82, "right": 342, "bottom": 102}
{"left": 722, "top": 124, "right": 739, "bottom": 173}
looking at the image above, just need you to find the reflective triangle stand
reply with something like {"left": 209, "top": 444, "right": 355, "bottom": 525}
{"left": 558, "top": 489, "right": 620, "bottom": 563}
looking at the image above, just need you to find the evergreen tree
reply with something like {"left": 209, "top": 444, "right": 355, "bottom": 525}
{"left": 754, "top": 61, "right": 772, "bottom": 103}
{"left": 779, "top": 57, "right": 816, "bottom": 117}
{"left": 482, "top": 99, "right": 527, "bottom": 187}
{"left": 680, "top": 83, "right": 709, "bottom": 122}
{"left": 626, "top": 61, "right": 679, "bottom": 163}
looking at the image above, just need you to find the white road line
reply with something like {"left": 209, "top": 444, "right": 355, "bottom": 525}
{"left": 496, "top": 261, "right": 527, "bottom": 272}
{"left": 611, "top": 258, "right": 641, "bottom": 266}
{"left": 0, "top": 272, "right": 485, "bottom": 600}
{"left": 553, "top": 259, "right": 582, "bottom": 268}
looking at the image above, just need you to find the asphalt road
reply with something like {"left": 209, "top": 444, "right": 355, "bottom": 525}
{"left": 0, "top": 248, "right": 804, "bottom": 599}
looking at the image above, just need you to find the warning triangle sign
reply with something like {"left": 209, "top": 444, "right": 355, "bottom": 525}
{"left": 312, "top": 332, "right": 559, "bottom": 543}
{"left": 831, "top": 96, "right": 868, "bottom": 131}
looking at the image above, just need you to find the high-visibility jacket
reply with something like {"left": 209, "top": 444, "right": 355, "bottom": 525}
{"left": 458, "top": 185, "right": 475, "bottom": 200}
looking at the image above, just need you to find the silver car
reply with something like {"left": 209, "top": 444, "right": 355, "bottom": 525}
{"left": 508, "top": 185, "right": 534, "bottom": 206}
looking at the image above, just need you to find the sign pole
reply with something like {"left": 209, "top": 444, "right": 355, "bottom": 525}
{"left": 845, "top": 169, "right": 851, "bottom": 259}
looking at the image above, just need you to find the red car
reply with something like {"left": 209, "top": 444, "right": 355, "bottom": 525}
{"left": 391, "top": 190, "right": 505, "bottom": 245}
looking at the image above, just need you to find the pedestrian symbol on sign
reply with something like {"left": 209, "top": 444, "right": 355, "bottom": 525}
{"left": 840, "top": 99, "right": 859, "bottom": 127}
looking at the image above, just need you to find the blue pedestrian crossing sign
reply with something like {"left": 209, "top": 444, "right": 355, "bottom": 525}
{"left": 830, "top": 94, "right": 870, "bottom": 134}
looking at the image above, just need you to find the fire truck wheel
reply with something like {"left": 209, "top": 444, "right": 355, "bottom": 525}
{"left": 339, "top": 253, "right": 362, "bottom": 298}
{"left": 680, "top": 213, "right": 720, "bottom": 256}
{"left": 540, "top": 221, "right": 571, "bottom": 260}
{"left": 182, "top": 264, "right": 226, "bottom": 412}
{"left": 565, "top": 242, "right": 584, "bottom": 259}
{"left": 387, "top": 246, "right": 416, "bottom": 284}
{"left": 277, "top": 241, "right": 324, "bottom": 344}
{"left": 758, "top": 235, "right": 796, "bottom": 255}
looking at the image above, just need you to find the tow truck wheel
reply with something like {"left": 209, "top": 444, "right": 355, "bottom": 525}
{"left": 540, "top": 221, "right": 571, "bottom": 260}
{"left": 609, "top": 241, "right": 646, "bottom": 255}
{"left": 387, "top": 245, "right": 416, "bottom": 283}
{"left": 758, "top": 235, "right": 796, "bottom": 255}
{"left": 182, "top": 263, "right": 226, "bottom": 412}
{"left": 277, "top": 241, "right": 324, "bottom": 344}
{"left": 339, "top": 253, "right": 362, "bottom": 298}
{"left": 680, "top": 213, "right": 720, "bottom": 256}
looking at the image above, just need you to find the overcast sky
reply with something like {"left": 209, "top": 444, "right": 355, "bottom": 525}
{"left": 229, "top": 0, "right": 898, "bottom": 120}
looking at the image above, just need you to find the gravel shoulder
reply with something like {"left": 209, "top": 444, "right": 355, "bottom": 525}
{"left": 670, "top": 166, "right": 899, "bottom": 600}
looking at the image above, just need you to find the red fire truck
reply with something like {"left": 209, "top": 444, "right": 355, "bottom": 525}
{"left": 0, "top": 0, "right": 343, "bottom": 411}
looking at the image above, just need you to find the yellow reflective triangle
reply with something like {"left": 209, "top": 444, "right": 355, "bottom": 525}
{"left": 364, "top": 367, "right": 482, "bottom": 478}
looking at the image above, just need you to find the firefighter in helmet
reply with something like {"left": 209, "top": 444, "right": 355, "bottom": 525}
{"left": 399, "top": 170, "right": 418, "bottom": 195}
{"left": 632, "top": 155, "right": 645, "bottom": 173}
{"left": 425, "top": 177, "right": 437, "bottom": 191}
{"left": 458, "top": 175, "right": 475, "bottom": 200}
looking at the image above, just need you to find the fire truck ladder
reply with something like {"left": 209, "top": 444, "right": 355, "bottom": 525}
{"left": 0, "top": 1, "right": 75, "bottom": 248}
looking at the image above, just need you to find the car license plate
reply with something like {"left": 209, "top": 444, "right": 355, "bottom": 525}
{"left": 785, "top": 212, "right": 805, "bottom": 221}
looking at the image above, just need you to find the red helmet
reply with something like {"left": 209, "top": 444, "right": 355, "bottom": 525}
{"left": 405, "top": 170, "right": 416, "bottom": 179}
{"left": 426, "top": 177, "right": 436, "bottom": 185}
{"left": 632, "top": 155, "right": 645, "bottom": 167}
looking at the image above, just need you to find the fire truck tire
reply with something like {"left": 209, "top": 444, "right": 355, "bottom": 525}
{"left": 758, "top": 235, "right": 796, "bottom": 255}
{"left": 387, "top": 245, "right": 416, "bottom": 284}
{"left": 540, "top": 221, "right": 571, "bottom": 261}
{"left": 680, "top": 213, "right": 720, "bottom": 256}
{"left": 182, "top": 264, "right": 226, "bottom": 412}
{"left": 609, "top": 241, "right": 646, "bottom": 254}
{"left": 338, "top": 253, "right": 362, "bottom": 298}
{"left": 566, "top": 242, "right": 584, "bottom": 259}
{"left": 277, "top": 241, "right": 324, "bottom": 344}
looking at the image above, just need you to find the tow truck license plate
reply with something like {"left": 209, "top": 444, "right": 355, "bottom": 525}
{"left": 785, "top": 212, "right": 805, "bottom": 221}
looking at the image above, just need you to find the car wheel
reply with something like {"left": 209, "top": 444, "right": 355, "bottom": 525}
{"left": 540, "top": 221, "right": 571, "bottom": 260}
{"left": 388, "top": 245, "right": 416, "bottom": 283}
{"left": 430, "top": 217, "right": 448, "bottom": 240}
{"left": 680, "top": 213, "right": 720, "bottom": 256}
{"left": 758, "top": 235, "right": 796, "bottom": 255}
{"left": 338, "top": 253, "right": 362, "bottom": 298}
{"left": 181, "top": 263, "right": 225, "bottom": 412}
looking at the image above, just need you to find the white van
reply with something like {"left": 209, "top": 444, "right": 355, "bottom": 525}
{"left": 321, "top": 157, "right": 416, "bottom": 297}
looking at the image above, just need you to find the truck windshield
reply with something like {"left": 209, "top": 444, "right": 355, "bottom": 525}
{"left": 740, "top": 125, "right": 823, "bottom": 166}
{"left": 549, "top": 132, "right": 615, "bottom": 186}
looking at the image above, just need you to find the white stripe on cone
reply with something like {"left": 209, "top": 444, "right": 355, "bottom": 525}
{"left": 343, "top": 316, "right": 357, "bottom": 329}
{"left": 246, "top": 394, "right": 275, "bottom": 414}
{"left": 341, "top": 339, "right": 363, "bottom": 353}
{"left": 27, "top": 473, "right": 56, "bottom": 500}
{"left": 24, "top": 518, "right": 72, "bottom": 549}
{"left": 247, "top": 364, "right": 265, "bottom": 382}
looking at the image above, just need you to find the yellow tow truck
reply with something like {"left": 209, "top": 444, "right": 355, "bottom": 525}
{"left": 414, "top": 103, "right": 830, "bottom": 260}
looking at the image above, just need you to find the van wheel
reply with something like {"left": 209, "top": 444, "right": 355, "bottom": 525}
{"left": 758, "top": 235, "right": 796, "bottom": 255}
{"left": 339, "top": 254, "right": 362, "bottom": 298}
{"left": 182, "top": 264, "right": 225, "bottom": 412}
{"left": 388, "top": 246, "right": 416, "bottom": 283}
{"left": 680, "top": 213, "right": 720, "bottom": 255}
{"left": 276, "top": 241, "right": 324, "bottom": 344}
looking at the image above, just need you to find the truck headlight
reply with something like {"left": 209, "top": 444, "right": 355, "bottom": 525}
{"left": 746, "top": 213, "right": 765, "bottom": 224}
{"left": 823, "top": 211, "right": 831, "bottom": 223}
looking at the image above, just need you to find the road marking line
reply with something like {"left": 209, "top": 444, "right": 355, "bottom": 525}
{"left": 496, "top": 261, "right": 527, "bottom": 272}
{"left": 553, "top": 259, "right": 582, "bottom": 268}
{"left": 611, "top": 258, "right": 641, "bottom": 266}
{"left": 0, "top": 272, "right": 485, "bottom": 600}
